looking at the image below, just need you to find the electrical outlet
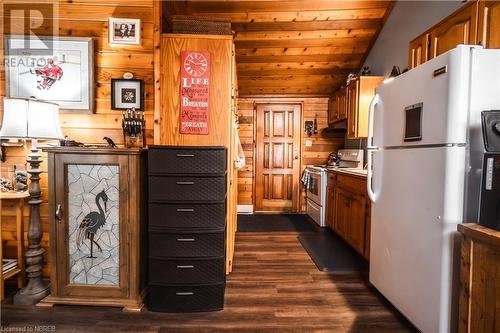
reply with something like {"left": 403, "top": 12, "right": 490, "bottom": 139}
{"left": 305, "top": 140, "right": 313, "bottom": 147}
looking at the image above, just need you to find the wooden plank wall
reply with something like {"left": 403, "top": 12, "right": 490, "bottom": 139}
{"left": 237, "top": 97, "right": 344, "bottom": 212}
{"left": 0, "top": 0, "right": 157, "bottom": 278}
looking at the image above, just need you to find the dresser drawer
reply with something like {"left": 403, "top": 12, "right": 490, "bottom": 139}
{"left": 148, "top": 283, "right": 225, "bottom": 312}
{"left": 149, "top": 176, "right": 226, "bottom": 202}
{"left": 149, "top": 203, "right": 225, "bottom": 229}
{"left": 148, "top": 147, "right": 226, "bottom": 175}
{"left": 149, "top": 230, "right": 225, "bottom": 258}
{"left": 149, "top": 257, "right": 225, "bottom": 285}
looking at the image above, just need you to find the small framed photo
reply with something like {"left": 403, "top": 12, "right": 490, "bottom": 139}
{"left": 109, "top": 18, "right": 141, "bottom": 45}
{"left": 111, "top": 79, "right": 144, "bottom": 110}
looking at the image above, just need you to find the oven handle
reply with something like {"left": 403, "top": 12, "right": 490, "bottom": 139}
{"left": 306, "top": 169, "right": 323, "bottom": 175}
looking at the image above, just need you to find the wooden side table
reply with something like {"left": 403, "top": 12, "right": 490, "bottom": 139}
{"left": 458, "top": 223, "right": 500, "bottom": 333}
{"left": 0, "top": 191, "right": 29, "bottom": 301}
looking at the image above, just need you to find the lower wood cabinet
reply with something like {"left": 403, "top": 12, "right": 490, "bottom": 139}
{"left": 326, "top": 171, "right": 371, "bottom": 260}
{"left": 458, "top": 223, "right": 500, "bottom": 333}
{"left": 41, "top": 147, "right": 146, "bottom": 311}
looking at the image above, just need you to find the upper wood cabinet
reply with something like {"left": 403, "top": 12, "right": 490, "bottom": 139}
{"left": 346, "top": 76, "right": 383, "bottom": 139}
{"left": 337, "top": 89, "right": 347, "bottom": 120}
{"left": 429, "top": 1, "right": 478, "bottom": 59}
{"left": 478, "top": 1, "right": 500, "bottom": 48}
{"left": 328, "top": 96, "right": 338, "bottom": 124}
{"left": 328, "top": 88, "right": 347, "bottom": 124}
{"left": 409, "top": 0, "right": 500, "bottom": 69}
{"left": 408, "top": 33, "right": 430, "bottom": 69}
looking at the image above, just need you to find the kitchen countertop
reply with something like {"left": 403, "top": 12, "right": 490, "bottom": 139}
{"left": 327, "top": 168, "right": 368, "bottom": 179}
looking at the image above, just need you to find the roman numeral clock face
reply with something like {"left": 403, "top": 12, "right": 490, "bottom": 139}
{"left": 184, "top": 53, "right": 208, "bottom": 77}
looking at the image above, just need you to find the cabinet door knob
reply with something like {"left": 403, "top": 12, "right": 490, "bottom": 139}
{"left": 55, "top": 204, "right": 63, "bottom": 223}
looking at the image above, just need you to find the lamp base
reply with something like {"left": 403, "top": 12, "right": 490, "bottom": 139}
{"left": 13, "top": 140, "right": 49, "bottom": 305}
{"left": 13, "top": 280, "right": 50, "bottom": 305}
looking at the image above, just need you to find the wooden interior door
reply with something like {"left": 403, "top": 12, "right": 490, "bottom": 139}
{"left": 255, "top": 104, "right": 301, "bottom": 212}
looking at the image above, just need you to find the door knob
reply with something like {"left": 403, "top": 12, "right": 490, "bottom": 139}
{"left": 55, "top": 204, "right": 63, "bottom": 223}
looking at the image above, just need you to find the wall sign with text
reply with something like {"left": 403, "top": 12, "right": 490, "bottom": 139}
{"left": 180, "top": 51, "right": 210, "bottom": 135}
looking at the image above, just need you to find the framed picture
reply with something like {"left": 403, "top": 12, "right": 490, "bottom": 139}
{"left": 109, "top": 18, "right": 141, "bottom": 45}
{"left": 4, "top": 35, "right": 94, "bottom": 112}
{"left": 111, "top": 79, "right": 144, "bottom": 110}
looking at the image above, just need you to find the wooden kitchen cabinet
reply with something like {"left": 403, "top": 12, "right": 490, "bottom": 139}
{"left": 458, "top": 223, "right": 500, "bottom": 333}
{"left": 429, "top": 1, "right": 478, "bottom": 59}
{"left": 327, "top": 171, "right": 371, "bottom": 259}
{"left": 408, "top": 0, "right": 500, "bottom": 68}
{"left": 328, "top": 89, "right": 347, "bottom": 124}
{"left": 333, "top": 187, "right": 350, "bottom": 239}
{"left": 346, "top": 76, "right": 383, "bottom": 139}
{"left": 328, "top": 96, "right": 338, "bottom": 124}
{"left": 337, "top": 89, "right": 347, "bottom": 120}
{"left": 408, "top": 33, "right": 430, "bottom": 69}
{"left": 478, "top": 1, "right": 500, "bottom": 48}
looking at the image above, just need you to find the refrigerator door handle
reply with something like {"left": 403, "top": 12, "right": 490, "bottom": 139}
{"left": 367, "top": 93, "right": 380, "bottom": 203}
{"left": 367, "top": 94, "right": 379, "bottom": 149}
{"left": 367, "top": 149, "right": 378, "bottom": 203}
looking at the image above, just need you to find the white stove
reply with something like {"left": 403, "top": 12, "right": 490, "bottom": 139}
{"left": 304, "top": 149, "right": 364, "bottom": 227}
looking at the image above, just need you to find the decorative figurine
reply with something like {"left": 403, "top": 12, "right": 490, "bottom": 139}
{"left": 361, "top": 66, "right": 371, "bottom": 76}
{"left": 103, "top": 137, "right": 117, "bottom": 148}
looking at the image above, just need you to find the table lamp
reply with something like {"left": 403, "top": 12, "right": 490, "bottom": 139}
{"left": 0, "top": 97, "right": 64, "bottom": 304}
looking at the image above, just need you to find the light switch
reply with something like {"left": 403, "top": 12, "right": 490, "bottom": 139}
{"left": 305, "top": 140, "right": 313, "bottom": 147}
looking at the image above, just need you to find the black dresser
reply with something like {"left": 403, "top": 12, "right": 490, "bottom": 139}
{"left": 147, "top": 146, "right": 227, "bottom": 312}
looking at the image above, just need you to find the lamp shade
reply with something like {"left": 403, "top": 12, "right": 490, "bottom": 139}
{"left": 0, "top": 98, "right": 64, "bottom": 140}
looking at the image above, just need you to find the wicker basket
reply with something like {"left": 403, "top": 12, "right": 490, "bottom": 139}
{"left": 169, "top": 15, "right": 232, "bottom": 35}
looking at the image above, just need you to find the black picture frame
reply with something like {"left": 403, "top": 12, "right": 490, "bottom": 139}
{"left": 111, "top": 79, "right": 144, "bottom": 110}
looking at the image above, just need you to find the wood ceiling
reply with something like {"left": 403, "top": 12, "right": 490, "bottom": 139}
{"left": 163, "top": 1, "right": 394, "bottom": 96}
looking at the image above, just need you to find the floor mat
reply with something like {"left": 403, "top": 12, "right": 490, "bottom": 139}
{"left": 237, "top": 214, "right": 317, "bottom": 232}
{"left": 299, "top": 229, "right": 368, "bottom": 272}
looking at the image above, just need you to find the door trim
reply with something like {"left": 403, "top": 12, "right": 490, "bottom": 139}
{"left": 252, "top": 102, "right": 303, "bottom": 213}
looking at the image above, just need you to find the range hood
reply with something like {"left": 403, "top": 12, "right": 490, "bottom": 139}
{"left": 321, "top": 119, "right": 347, "bottom": 135}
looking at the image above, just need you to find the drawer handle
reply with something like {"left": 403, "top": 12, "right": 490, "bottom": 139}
{"left": 176, "top": 181, "right": 194, "bottom": 185}
{"left": 176, "top": 265, "right": 195, "bottom": 269}
{"left": 177, "top": 154, "right": 194, "bottom": 157}
{"left": 175, "top": 292, "right": 194, "bottom": 296}
{"left": 176, "top": 208, "right": 195, "bottom": 212}
{"left": 177, "top": 238, "right": 195, "bottom": 242}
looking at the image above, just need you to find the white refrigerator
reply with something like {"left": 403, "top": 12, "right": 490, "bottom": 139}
{"left": 366, "top": 45, "right": 500, "bottom": 333}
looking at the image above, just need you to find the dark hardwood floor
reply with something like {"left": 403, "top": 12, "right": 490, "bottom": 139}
{"left": 1, "top": 232, "right": 416, "bottom": 332}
